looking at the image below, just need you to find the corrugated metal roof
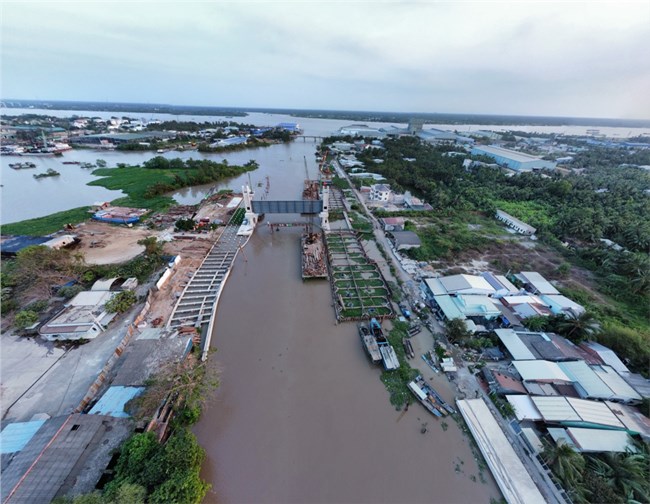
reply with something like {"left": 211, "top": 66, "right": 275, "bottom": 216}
{"left": 566, "top": 427, "right": 633, "bottom": 452}
{"left": 495, "top": 329, "right": 536, "bottom": 360}
{"left": 472, "top": 145, "right": 546, "bottom": 163}
{"left": 519, "top": 272, "right": 560, "bottom": 295}
{"left": 68, "top": 290, "right": 115, "bottom": 307}
{"left": 565, "top": 397, "right": 624, "bottom": 428}
{"left": 547, "top": 427, "right": 576, "bottom": 448}
{"left": 457, "top": 399, "right": 547, "bottom": 504}
{"left": 481, "top": 272, "right": 519, "bottom": 293}
{"left": 501, "top": 295, "right": 546, "bottom": 305}
{"left": 558, "top": 361, "right": 614, "bottom": 399}
{"left": 423, "top": 278, "right": 447, "bottom": 296}
{"left": 506, "top": 395, "right": 543, "bottom": 421}
{"left": 91, "top": 277, "right": 119, "bottom": 291}
{"left": 0, "top": 420, "right": 46, "bottom": 454}
{"left": 583, "top": 342, "right": 630, "bottom": 374}
{"left": 88, "top": 386, "right": 144, "bottom": 417}
{"left": 605, "top": 401, "right": 650, "bottom": 437}
{"left": 521, "top": 427, "right": 544, "bottom": 453}
{"left": 591, "top": 366, "right": 641, "bottom": 401}
{"left": 531, "top": 396, "right": 581, "bottom": 422}
{"left": 433, "top": 295, "right": 464, "bottom": 320}
{"left": 453, "top": 295, "right": 501, "bottom": 317}
{"left": 541, "top": 295, "right": 585, "bottom": 315}
{"left": 513, "top": 360, "right": 571, "bottom": 382}
{"left": 439, "top": 274, "right": 495, "bottom": 294}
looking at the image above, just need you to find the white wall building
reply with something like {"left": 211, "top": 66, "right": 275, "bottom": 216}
{"left": 370, "top": 184, "right": 391, "bottom": 201}
{"left": 495, "top": 209, "right": 536, "bottom": 235}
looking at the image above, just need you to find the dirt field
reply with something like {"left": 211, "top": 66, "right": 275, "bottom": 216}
{"left": 429, "top": 233, "right": 604, "bottom": 302}
{"left": 72, "top": 221, "right": 156, "bottom": 265}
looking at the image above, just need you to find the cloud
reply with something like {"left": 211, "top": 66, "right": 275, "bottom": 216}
{"left": 1, "top": 0, "right": 649, "bottom": 118}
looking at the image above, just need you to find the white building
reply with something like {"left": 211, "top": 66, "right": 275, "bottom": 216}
{"left": 471, "top": 145, "right": 557, "bottom": 172}
{"left": 516, "top": 272, "right": 560, "bottom": 295}
{"left": 38, "top": 290, "right": 118, "bottom": 341}
{"left": 370, "top": 184, "right": 391, "bottom": 201}
{"left": 495, "top": 209, "right": 536, "bottom": 235}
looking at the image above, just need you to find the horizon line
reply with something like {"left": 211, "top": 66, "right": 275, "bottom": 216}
{"left": 2, "top": 98, "right": 650, "bottom": 125}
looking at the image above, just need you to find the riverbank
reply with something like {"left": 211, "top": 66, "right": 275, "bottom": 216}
{"left": 193, "top": 225, "right": 500, "bottom": 503}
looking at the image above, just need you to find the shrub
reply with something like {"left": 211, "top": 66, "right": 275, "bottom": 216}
{"left": 59, "top": 285, "right": 84, "bottom": 299}
{"left": 26, "top": 299, "right": 48, "bottom": 313}
{"left": 14, "top": 310, "right": 39, "bottom": 329}
{"left": 104, "top": 291, "right": 137, "bottom": 314}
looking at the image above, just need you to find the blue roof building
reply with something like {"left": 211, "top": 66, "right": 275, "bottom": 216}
{"left": 276, "top": 122, "right": 301, "bottom": 132}
{"left": 471, "top": 145, "right": 556, "bottom": 172}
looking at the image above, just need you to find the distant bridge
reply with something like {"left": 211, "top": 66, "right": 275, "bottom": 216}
{"left": 296, "top": 135, "right": 323, "bottom": 142}
{"left": 251, "top": 200, "right": 323, "bottom": 214}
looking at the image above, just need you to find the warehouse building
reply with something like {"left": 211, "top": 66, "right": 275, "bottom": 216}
{"left": 471, "top": 145, "right": 557, "bottom": 172}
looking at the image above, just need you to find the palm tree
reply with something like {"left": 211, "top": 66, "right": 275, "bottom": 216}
{"left": 542, "top": 439, "right": 586, "bottom": 488}
{"left": 557, "top": 311, "right": 600, "bottom": 343}
{"left": 590, "top": 451, "right": 650, "bottom": 503}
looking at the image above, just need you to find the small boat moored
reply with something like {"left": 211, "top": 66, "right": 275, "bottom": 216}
{"left": 9, "top": 162, "right": 36, "bottom": 169}
{"left": 358, "top": 322, "right": 382, "bottom": 364}
{"left": 408, "top": 375, "right": 455, "bottom": 417}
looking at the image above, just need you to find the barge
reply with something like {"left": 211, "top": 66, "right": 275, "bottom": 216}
{"left": 369, "top": 318, "right": 400, "bottom": 371}
{"left": 301, "top": 231, "right": 327, "bottom": 279}
{"left": 408, "top": 375, "right": 454, "bottom": 417}
{"left": 358, "top": 323, "right": 382, "bottom": 364}
{"left": 9, "top": 162, "right": 36, "bottom": 169}
{"left": 408, "top": 377, "right": 443, "bottom": 418}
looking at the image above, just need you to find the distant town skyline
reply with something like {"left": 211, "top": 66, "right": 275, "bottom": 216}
{"left": 2, "top": 1, "right": 649, "bottom": 120}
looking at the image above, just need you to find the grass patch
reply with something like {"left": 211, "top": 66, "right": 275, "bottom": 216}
{"left": 89, "top": 167, "right": 179, "bottom": 212}
{"left": 2, "top": 206, "right": 93, "bottom": 236}
{"left": 492, "top": 199, "right": 555, "bottom": 230}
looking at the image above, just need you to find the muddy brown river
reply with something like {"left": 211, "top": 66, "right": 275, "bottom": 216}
{"left": 194, "top": 222, "right": 500, "bottom": 504}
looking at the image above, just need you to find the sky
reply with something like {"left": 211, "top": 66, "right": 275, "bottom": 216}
{"left": 1, "top": 1, "right": 649, "bottom": 119}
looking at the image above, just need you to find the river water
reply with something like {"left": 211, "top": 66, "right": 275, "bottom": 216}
{"left": 2, "top": 108, "right": 646, "bottom": 502}
{"left": 3, "top": 107, "right": 650, "bottom": 225}
{"left": 194, "top": 223, "right": 501, "bottom": 504}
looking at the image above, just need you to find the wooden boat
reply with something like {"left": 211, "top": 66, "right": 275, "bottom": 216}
{"left": 358, "top": 322, "right": 382, "bottom": 364}
{"left": 402, "top": 338, "right": 415, "bottom": 359}
{"left": 408, "top": 378, "right": 442, "bottom": 417}
{"left": 33, "top": 168, "right": 60, "bottom": 179}
{"left": 379, "top": 345, "right": 400, "bottom": 371}
{"left": 427, "top": 384, "right": 456, "bottom": 414}
{"left": 369, "top": 318, "right": 399, "bottom": 370}
{"left": 9, "top": 162, "right": 36, "bottom": 169}
{"left": 422, "top": 351, "right": 439, "bottom": 373}
{"left": 408, "top": 375, "right": 453, "bottom": 417}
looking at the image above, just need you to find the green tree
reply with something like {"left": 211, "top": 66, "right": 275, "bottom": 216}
{"left": 580, "top": 470, "right": 625, "bottom": 504}
{"left": 104, "top": 290, "right": 137, "bottom": 314}
{"left": 542, "top": 440, "right": 585, "bottom": 488}
{"left": 556, "top": 311, "right": 600, "bottom": 343}
{"left": 11, "top": 245, "right": 82, "bottom": 298}
{"left": 14, "top": 310, "right": 39, "bottom": 329}
{"left": 174, "top": 218, "right": 196, "bottom": 232}
{"left": 110, "top": 483, "right": 146, "bottom": 504}
{"left": 590, "top": 451, "right": 650, "bottom": 503}
{"left": 523, "top": 315, "right": 548, "bottom": 332}
{"left": 137, "top": 236, "right": 163, "bottom": 257}
{"left": 444, "top": 318, "right": 472, "bottom": 344}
